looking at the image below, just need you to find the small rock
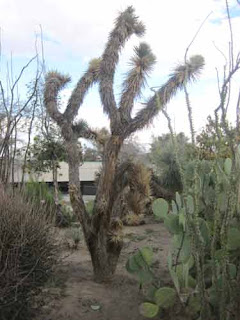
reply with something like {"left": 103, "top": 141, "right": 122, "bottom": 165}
{"left": 90, "top": 304, "right": 101, "bottom": 311}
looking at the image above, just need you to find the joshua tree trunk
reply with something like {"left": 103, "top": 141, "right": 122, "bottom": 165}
{"left": 52, "top": 160, "right": 59, "bottom": 206}
{"left": 88, "top": 225, "right": 122, "bottom": 282}
{"left": 88, "top": 135, "right": 123, "bottom": 281}
{"left": 44, "top": 6, "right": 204, "bottom": 282}
{"left": 66, "top": 137, "right": 90, "bottom": 238}
{"left": 66, "top": 134, "right": 124, "bottom": 281}
{"left": 94, "top": 136, "right": 123, "bottom": 224}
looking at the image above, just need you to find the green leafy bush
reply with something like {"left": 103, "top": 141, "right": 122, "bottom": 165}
{"left": 0, "top": 187, "right": 57, "bottom": 320}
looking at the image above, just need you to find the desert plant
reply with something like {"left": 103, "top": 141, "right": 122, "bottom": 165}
{"left": 151, "top": 153, "right": 240, "bottom": 319}
{"left": 111, "top": 160, "right": 152, "bottom": 224}
{"left": 44, "top": 6, "right": 204, "bottom": 282}
{"left": 126, "top": 246, "right": 178, "bottom": 318}
{"left": 126, "top": 247, "right": 155, "bottom": 287}
{"left": 123, "top": 213, "right": 145, "bottom": 226}
{"left": 55, "top": 203, "right": 73, "bottom": 227}
{"left": 22, "top": 179, "right": 56, "bottom": 220}
{"left": 196, "top": 116, "right": 237, "bottom": 160}
{"left": 149, "top": 133, "right": 191, "bottom": 193}
{"left": 127, "top": 3, "right": 240, "bottom": 318}
{"left": 0, "top": 186, "right": 56, "bottom": 320}
{"left": 144, "top": 5, "right": 240, "bottom": 319}
{"left": 85, "top": 199, "right": 94, "bottom": 216}
{"left": 130, "top": 122, "right": 240, "bottom": 320}
{"left": 150, "top": 172, "right": 175, "bottom": 201}
{"left": 65, "top": 227, "right": 82, "bottom": 249}
{"left": 22, "top": 178, "right": 73, "bottom": 227}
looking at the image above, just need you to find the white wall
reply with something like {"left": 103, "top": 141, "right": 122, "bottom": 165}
{"left": 11, "top": 161, "right": 102, "bottom": 183}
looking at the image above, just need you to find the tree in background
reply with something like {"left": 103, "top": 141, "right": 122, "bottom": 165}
{"left": 0, "top": 57, "right": 41, "bottom": 185}
{"left": 82, "top": 127, "right": 109, "bottom": 161}
{"left": 44, "top": 6, "right": 204, "bottom": 282}
{"left": 149, "top": 132, "right": 191, "bottom": 193}
{"left": 119, "top": 136, "right": 148, "bottom": 164}
{"left": 196, "top": 116, "right": 237, "bottom": 160}
{"left": 83, "top": 128, "right": 147, "bottom": 164}
{"left": 27, "top": 125, "right": 67, "bottom": 206}
{"left": 82, "top": 145, "right": 102, "bottom": 161}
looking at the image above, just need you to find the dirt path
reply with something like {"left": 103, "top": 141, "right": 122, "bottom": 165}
{"left": 36, "top": 223, "right": 171, "bottom": 320}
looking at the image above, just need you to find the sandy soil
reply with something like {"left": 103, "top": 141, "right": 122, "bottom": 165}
{"left": 35, "top": 221, "right": 174, "bottom": 320}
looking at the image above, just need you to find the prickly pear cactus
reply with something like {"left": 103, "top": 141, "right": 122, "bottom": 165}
{"left": 151, "top": 154, "right": 240, "bottom": 319}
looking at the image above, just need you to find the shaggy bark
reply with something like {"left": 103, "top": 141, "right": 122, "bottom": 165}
{"left": 44, "top": 6, "right": 204, "bottom": 282}
{"left": 88, "top": 136, "right": 124, "bottom": 281}
{"left": 88, "top": 223, "right": 123, "bottom": 282}
{"left": 66, "top": 138, "right": 90, "bottom": 237}
{"left": 52, "top": 160, "right": 59, "bottom": 206}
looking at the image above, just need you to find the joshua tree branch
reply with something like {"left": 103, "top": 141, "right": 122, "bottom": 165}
{"left": 44, "top": 71, "right": 70, "bottom": 127}
{"left": 64, "top": 59, "right": 101, "bottom": 122}
{"left": 119, "top": 42, "right": 156, "bottom": 121}
{"left": 126, "top": 55, "right": 205, "bottom": 137}
{"left": 72, "top": 120, "right": 99, "bottom": 141}
{"left": 99, "top": 6, "right": 145, "bottom": 122}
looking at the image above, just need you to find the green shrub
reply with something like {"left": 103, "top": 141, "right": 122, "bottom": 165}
{"left": 22, "top": 179, "right": 56, "bottom": 220}
{"left": 85, "top": 200, "right": 94, "bottom": 216}
{"left": 55, "top": 203, "right": 74, "bottom": 228}
{"left": 0, "top": 186, "right": 57, "bottom": 320}
{"left": 65, "top": 227, "right": 82, "bottom": 249}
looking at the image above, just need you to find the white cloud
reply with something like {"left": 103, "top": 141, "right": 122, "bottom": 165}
{"left": 1, "top": 0, "right": 240, "bottom": 144}
{"left": 0, "top": 0, "right": 232, "bottom": 59}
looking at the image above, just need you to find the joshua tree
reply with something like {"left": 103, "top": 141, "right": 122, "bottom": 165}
{"left": 44, "top": 6, "right": 204, "bottom": 282}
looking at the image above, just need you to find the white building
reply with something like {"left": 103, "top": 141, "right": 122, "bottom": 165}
{"left": 11, "top": 161, "right": 102, "bottom": 195}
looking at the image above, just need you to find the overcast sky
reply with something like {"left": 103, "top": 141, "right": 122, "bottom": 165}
{"left": 1, "top": 0, "right": 240, "bottom": 146}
